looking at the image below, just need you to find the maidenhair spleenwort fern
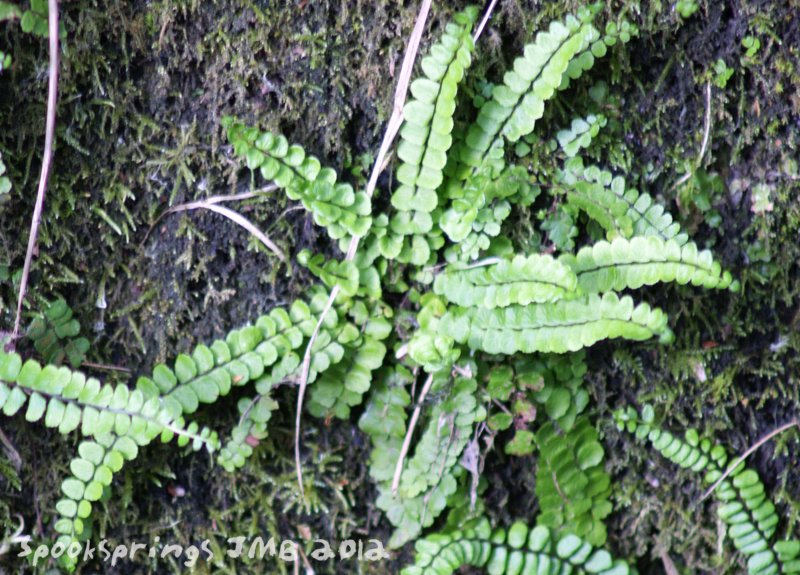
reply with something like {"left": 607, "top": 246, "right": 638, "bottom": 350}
{"left": 1, "top": 3, "right": 744, "bottom": 571}
{"left": 615, "top": 406, "right": 800, "bottom": 575}
{"left": 401, "top": 517, "right": 635, "bottom": 575}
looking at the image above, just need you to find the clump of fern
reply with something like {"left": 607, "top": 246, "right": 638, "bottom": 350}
{"left": 0, "top": 3, "right": 745, "bottom": 572}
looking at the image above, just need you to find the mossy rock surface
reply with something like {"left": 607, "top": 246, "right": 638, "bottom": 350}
{"left": 1, "top": 1, "right": 799, "bottom": 573}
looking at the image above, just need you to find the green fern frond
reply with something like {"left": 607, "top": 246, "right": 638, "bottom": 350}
{"left": 560, "top": 236, "right": 739, "bottom": 293}
{"left": 615, "top": 406, "right": 790, "bottom": 575}
{"left": 0, "top": 350, "right": 218, "bottom": 569}
{"left": 535, "top": 416, "right": 611, "bottom": 546}
{"left": 441, "top": 292, "right": 673, "bottom": 355}
{"left": 360, "top": 367, "right": 413, "bottom": 483}
{"left": 217, "top": 393, "right": 280, "bottom": 472}
{"left": 298, "top": 249, "right": 361, "bottom": 297}
{"left": 26, "top": 298, "right": 90, "bottom": 368}
{"left": 440, "top": 167, "right": 533, "bottom": 259}
{"left": 223, "top": 118, "right": 371, "bottom": 242}
{"left": 397, "top": 372, "right": 483, "bottom": 499}
{"left": 402, "top": 517, "right": 634, "bottom": 575}
{"left": 0, "top": 352, "right": 214, "bottom": 447}
{"left": 308, "top": 330, "right": 388, "bottom": 420}
{"left": 434, "top": 254, "right": 578, "bottom": 308}
{"left": 459, "top": 13, "right": 599, "bottom": 172}
{"left": 378, "top": 370, "right": 486, "bottom": 548}
{"left": 560, "top": 157, "right": 689, "bottom": 245}
{"left": 385, "top": 6, "right": 479, "bottom": 265}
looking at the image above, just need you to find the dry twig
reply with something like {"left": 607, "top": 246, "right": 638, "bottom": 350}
{"left": 699, "top": 418, "right": 799, "bottom": 502}
{"left": 12, "top": 0, "right": 60, "bottom": 345}
{"left": 391, "top": 373, "right": 435, "bottom": 495}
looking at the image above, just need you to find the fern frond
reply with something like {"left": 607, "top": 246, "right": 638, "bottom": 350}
{"left": 441, "top": 292, "right": 673, "bottom": 355}
{"left": 0, "top": 352, "right": 214, "bottom": 447}
{"left": 560, "top": 236, "right": 739, "bottom": 293}
{"left": 386, "top": 6, "right": 478, "bottom": 264}
{"left": 459, "top": 14, "right": 599, "bottom": 172}
{"left": 378, "top": 370, "right": 485, "bottom": 548}
{"left": 560, "top": 157, "right": 689, "bottom": 245}
{"left": 216, "top": 352, "right": 298, "bottom": 471}
{"left": 360, "top": 367, "right": 413, "bottom": 483}
{"left": 26, "top": 298, "right": 90, "bottom": 368}
{"left": 224, "top": 118, "right": 371, "bottom": 242}
{"left": 440, "top": 167, "right": 531, "bottom": 256}
{"left": 298, "top": 249, "right": 361, "bottom": 297}
{"left": 535, "top": 416, "right": 611, "bottom": 546}
{"left": 615, "top": 406, "right": 786, "bottom": 575}
{"left": 134, "top": 292, "right": 343, "bottom": 419}
{"left": 398, "top": 373, "right": 482, "bottom": 499}
{"left": 402, "top": 517, "right": 634, "bottom": 575}
{"left": 433, "top": 254, "right": 578, "bottom": 308}
{"left": 217, "top": 393, "right": 280, "bottom": 472}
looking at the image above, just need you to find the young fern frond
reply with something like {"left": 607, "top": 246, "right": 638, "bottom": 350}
{"left": 218, "top": 393, "right": 279, "bottom": 472}
{"left": 433, "top": 254, "right": 579, "bottom": 308}
{"left": 398, "top": 373, "right": 481, "bottom": 498}
{"left": 556, "top": 114, "right": 607, "bottom": 158}
{"left": 560, "top": 157, "right": 689, "bottom": 245}
{"left": 440, "top": 166, "right": 533, "bottom": 258}
{"left": 223, "top": 118, "right": 371, "bottom": 243}
{"left": 218, "top": 352, "right": 298, "bottom": 471}
{"left": 560, "top": 236, "right": 739, "bottom": 294}
{"left": 441, "top": 292, "right": 673, "bottom": 355}
{"left": 402, "top": 517, "right": 634, "bottom": 575}
{"left": 298, "top": 249, "right": 361, "bottom": 298}
{"left": 514, "top": 352, "right": 589, "bottom": 431}
{"left": 26, "top": 298, "right": 90, "bottom": 368}
{"left": 535, "top": 416, "right": 612, "bottom": 546}
{"left": 385, "top": 6, "right": 479, "bottom": 265}
{"left": 615, "top": 406, "right": 792, "bottom": 575}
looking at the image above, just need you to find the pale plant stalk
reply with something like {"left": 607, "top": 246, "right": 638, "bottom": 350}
{"left": 700, "top": 419, "right": 798, "bottom": 502}
{"left": 391, "top": 373, "right": 434, "bottom": 495}
{"left": 12, "top": 0, "right": 60, "bottom": 344}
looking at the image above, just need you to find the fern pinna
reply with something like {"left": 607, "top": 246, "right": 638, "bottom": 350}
{"left": 1, "top": 3, "right": 744, "bottom": 572}
{"left": 615, "top": 406, "right": 800, "bottom": 575}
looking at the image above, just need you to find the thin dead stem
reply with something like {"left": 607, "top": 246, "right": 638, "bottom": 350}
{"left": 672, "top": 81, "right": 712, "bottom": 191}
{"left": 473, "top": 0, "right": 499, "bottom": 42}
{"left": 12, "top": 0, "right": 60, "bottom": 345}
{"left": 699, "top": 418, "right": 799, "bottom": 502}
{"left": 391, "top": 373, "right": 435, "bottom": 495}
{"left": 148, "top": 198, "right": 285, "bottom": 261}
